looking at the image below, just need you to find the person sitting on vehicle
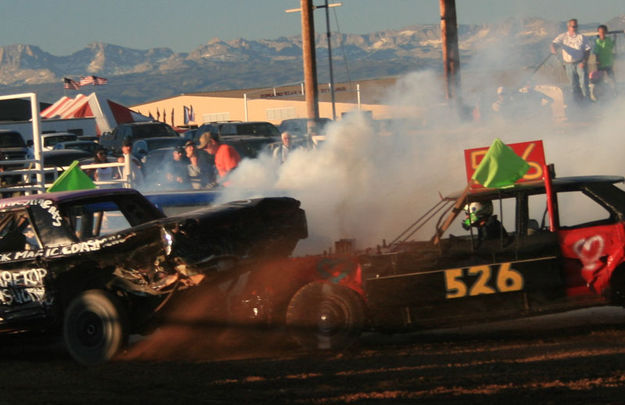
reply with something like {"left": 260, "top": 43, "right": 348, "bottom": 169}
{"left": 462, "top": 201, "right": 507, "bottom": 245}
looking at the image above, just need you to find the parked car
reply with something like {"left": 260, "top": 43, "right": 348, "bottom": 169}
{"left": 40, "top": 150, "right": 93, "bottom": 183}
{"left": 0, "top": 130, "right": 28, "bottom": 185}
{"left": 278, "top": 118, "right": 332, "bottom": 138}
{"left": 100, "top": 122, "right": 179, "bottom": 155}
{"left": 0, "top": 188, "right": 307, "bottom": 365}
{"left": 132, "top": 137, "right": 186, "bottom": 161}
{"left": 53, "top": 140, "right": 99, "bottom": 155}
{"left": 41, "top": 132, "right": 79, "bottom": 151}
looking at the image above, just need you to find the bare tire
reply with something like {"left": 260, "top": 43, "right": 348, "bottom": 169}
{"left": 286, "top": 282, "right": 365, "bottom": 350}
{"left": 63, "top": 290, "right": 128, "bottom": 366}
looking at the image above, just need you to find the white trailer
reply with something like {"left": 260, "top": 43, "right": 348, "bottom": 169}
{"left": 0, "top": 116, "right": 97, "bottom": 141}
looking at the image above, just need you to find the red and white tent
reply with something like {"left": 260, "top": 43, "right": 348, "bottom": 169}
{"left": 41, "top": 92, "right": 151, "bottom": 135}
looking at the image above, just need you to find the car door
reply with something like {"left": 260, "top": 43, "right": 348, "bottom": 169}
{"left": 364, "top": 191, "right": 563, "bottom": 327}
{"left": 556, "top": 188, "right": 625, "bottom": 298}
{"left": 0, "top": 208, "right": 53, "bottom": 326}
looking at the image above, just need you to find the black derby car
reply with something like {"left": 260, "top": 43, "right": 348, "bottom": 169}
{"left": 0, "top": 189, "right": 306, "bottom": 364}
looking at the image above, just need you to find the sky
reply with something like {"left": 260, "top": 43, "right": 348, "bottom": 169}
{"left": 0, "top": 0, "right": 624, "bottom": 56}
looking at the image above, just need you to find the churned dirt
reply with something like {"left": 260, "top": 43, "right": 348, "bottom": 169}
{"left": 2, "top": 306, "right": 625, "bottom": 404}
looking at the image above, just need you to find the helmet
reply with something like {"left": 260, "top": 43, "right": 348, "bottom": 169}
{"left": 463, "top": 201, "right": 493, "bottom": 226}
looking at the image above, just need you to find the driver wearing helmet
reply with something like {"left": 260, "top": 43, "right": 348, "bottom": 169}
{"left": 462, "top": 201, "right": 507, "bottom": 243}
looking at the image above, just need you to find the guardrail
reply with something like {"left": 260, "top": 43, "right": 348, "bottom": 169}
{"left": 0, "top": 159, "right": 131, "bottom": 196}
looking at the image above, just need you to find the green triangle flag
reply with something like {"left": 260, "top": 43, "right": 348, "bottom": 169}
{"left": 47, "top": 160, "right": 96, "bottom": 192}
{"left": 471, "top": 139, "right": 530, "bottom": 188}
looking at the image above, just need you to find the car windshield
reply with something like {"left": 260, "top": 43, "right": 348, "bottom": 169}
{"left": 0, "top": 132, "right": 26, "bottom": 147}
{"left": 145, "top": 138, "right": 184, "bottom": 150}
{"left": 44, "top": 135, "right": 77, "bottom": 147}
{"left": 222, "top": 123, "right": 279, "bottom": 137}
{"left": 132, "top": 124, "right": 177, "bottom": 139}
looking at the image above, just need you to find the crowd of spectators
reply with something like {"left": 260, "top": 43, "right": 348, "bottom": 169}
{"left": 89, "top": 124, "right": 320, "bottom": 191}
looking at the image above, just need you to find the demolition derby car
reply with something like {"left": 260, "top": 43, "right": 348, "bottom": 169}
{"left": 5, "top": 171, "right": 625, "bottom": 364}
{"left": 152, "top": 170, "right": 625, "bottom": 353}
{"left": 0, "top": 189, "right": 306, "bottom": 364}
{"left": 268, "top": 172, "right": 625, "bottom": 350}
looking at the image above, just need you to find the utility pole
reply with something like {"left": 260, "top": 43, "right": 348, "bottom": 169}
{"left": 318, "top": 0, "right": 338, "bottom": 120}
{"left": 440, "top": 0, "right": 461, "bottom": 100}
{"left": 286, "top": 2, "right": 342, "bottom": 129}
{"left": 300, "top": 0, "right": 319, "bottom": 131}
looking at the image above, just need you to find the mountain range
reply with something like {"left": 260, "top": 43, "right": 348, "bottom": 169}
{"left": 0, "top": 16, "right": 623, "bottom": 106}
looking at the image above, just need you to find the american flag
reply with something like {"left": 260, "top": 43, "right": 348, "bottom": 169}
{"left": 79, "top": 75, "right": 108, "bottom": 86}
{"left": 63, "top": 77, "right": 80, "bottom": 90}
{"left": 94, "top": 76, "right": 108, "bottom": 85}
{"left": 79, "top": 76, "right": 95, "bottom": 86}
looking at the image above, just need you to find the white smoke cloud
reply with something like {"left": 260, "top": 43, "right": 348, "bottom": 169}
{"left": 216, "top": 55, "right": 625, "bottom": 255}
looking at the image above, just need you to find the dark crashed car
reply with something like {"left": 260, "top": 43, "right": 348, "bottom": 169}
{"left": 0, "top": 189, "right": 306, "bottom": 364}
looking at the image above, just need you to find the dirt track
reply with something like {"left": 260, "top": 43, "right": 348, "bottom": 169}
{"left": 2, "top": 307, "right": 625, "bottom": 404}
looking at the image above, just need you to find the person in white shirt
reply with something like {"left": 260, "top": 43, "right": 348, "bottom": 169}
{"left": 119, "top": 138, "right": 144, "bottom": 188}
{"left": 550, "top": 18, "right": 592, "bottom": 104}
{"left": 273, "top": 131, "right": 292, "bottom": 164}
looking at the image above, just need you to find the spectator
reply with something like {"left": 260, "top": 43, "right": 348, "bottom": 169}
{"left": 594, "top": 25, "right": 615, "bottom": 79}
{"left": 26, "top": 140, "right": 34, "bottom": 160}
{"left": 93, "top": 148, "right": 115, "bottom": 184}
{"left": 550, "top": 18, "right": 592, "bottom": 104}
{"left": 184, "top": 140, "right": 213, "bottom": 189}
{"left": 591, "top": 24, "right": 616, "bottom": 100}
{"left": 273, "top": 131, "right": 292, "bottom": 164}
{"left": 119, "top": 138, "right": 144, "bottom": 188}
{"left": 165, "top": 147, "right": 190, "bottom": 189}
{"left": 197, "top": 131, "right": 241, "bottom": 183}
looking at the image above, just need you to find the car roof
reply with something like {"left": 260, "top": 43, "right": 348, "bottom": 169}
{"left": 447, "top": 176, "right": 625, "bottom": 200}
{"left": 42, "top": 132, "right": 77, "bottom": 137}
{"left": 0, "top": 188, "right": 143, "bottom": 209}
{"left": 56, "top": 140, "right": 96, "bottom": 145}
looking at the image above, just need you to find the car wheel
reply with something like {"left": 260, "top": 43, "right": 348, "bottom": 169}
{"left": 63, "top": 290, "right": 128, "bottom": 366}
{"left": 286, "top": 282, "right": 364, "bottom": 350}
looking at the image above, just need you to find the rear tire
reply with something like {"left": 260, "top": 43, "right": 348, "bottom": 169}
{"left": 286, "top": 282, "right": 364, "bottom": 350}
{"left": 63, "top": 290, "right": 128, "bottom": 366}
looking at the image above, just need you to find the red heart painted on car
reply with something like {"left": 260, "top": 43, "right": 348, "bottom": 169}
{"left": 573, "top": 235, "right": 605, "bottom": 271}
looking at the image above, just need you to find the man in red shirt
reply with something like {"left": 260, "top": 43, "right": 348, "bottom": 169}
{"left": 197, "top": 131, "right": 241, "bottom": 182}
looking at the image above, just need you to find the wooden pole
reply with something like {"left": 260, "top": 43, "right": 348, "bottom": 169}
{"left": 301, "top": 0, "right": 320, "bottom": 131}
{"left": 440, "top": 0, "right": 461, "bottom": 100}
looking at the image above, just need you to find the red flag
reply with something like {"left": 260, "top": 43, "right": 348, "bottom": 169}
{"left": 156, "top": 108, "right": 160, "bottom": 121}
{"left": 163, "top": 110, "right": 167, "bottom": 122}
{"left": 63, "top": 77, "right": 80, "bottom": 90}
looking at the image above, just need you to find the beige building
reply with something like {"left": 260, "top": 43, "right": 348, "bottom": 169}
{"left": 131, "top": 78, "right": 404, "bottom": 128}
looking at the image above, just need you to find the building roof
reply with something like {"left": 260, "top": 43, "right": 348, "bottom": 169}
{"left": 158, "top": 77, "right": 399, "bottom": 105}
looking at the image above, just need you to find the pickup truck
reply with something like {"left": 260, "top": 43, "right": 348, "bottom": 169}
{"left": 99, "top": 122, "right": 179, "bottom": 155}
